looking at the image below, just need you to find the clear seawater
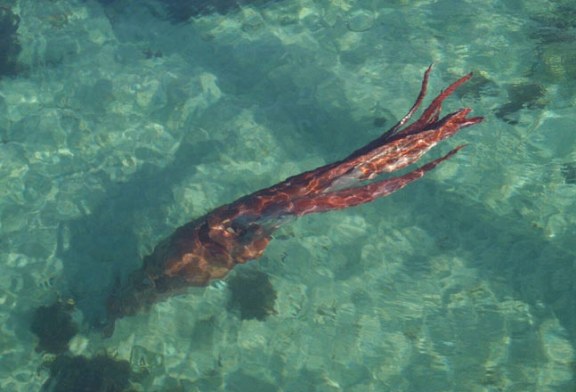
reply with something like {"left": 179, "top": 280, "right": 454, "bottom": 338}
{"left": 1, "top": 0, "right": 575, "bottom": 390}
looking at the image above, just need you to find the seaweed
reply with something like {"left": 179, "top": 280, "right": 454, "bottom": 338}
{"left": 0, "top": 6, "right": 21, "bottom": 77}
{"left": 158, "top": 0, "right": 277, "bottom": 22}
{"left": 30, "top": 300, "right": 78, "bottom": 354}
{"left": 561, "top": 162, "right": 576, "bottom": 185}
{"left": 495, "top": 82, "right": 547, "bottom": 124}
{"left": 96, "top": 0, "right": 279, "bottom": 23}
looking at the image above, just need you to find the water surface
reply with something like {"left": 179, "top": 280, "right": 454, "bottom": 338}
{"left": 0, "top": 0, "right": 575, "bottom": 390}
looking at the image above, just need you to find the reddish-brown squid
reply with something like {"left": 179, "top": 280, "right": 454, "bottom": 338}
{"left": 106, "top": 66, "right": 483, "bottom": 329}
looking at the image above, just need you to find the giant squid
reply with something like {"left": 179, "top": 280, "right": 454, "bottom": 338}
{"left": 106, "top": 66, "right": 483, "bottom": 330}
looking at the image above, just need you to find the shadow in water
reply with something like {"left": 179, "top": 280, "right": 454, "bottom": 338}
{"left": 57, "top": 138, "right": 223, "bottom": 327}
{"left": 414, "top": 181, "right": 576, "bottom": 347}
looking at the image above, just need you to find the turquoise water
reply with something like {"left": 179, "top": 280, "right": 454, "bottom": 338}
{"left": 1, "top": 0, "right": 575, "bottom": 390}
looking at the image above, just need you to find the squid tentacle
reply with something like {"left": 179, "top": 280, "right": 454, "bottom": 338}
{"left": 248, "top": 66, "right": 483, "bottom": 215}
{"left": 281, "top": 145, "right": 465, "bottom": 216}
{"left": 231, "top": 68, "right": 481, "bottom": 220}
